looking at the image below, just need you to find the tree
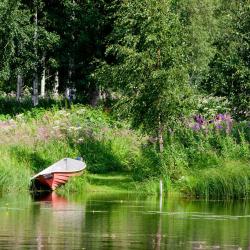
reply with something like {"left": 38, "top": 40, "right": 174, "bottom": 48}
{"left": 0, "top": 0, "right": 115, "bottom": 103}
{"left": 203, "top": 0, "right": 250, "bottom": 119}
{"left": 28, "top": 0, "right": 59, "bottom": 105}
{"left": 175, "top": 0, "right": 218, "bottom": 87}
{"left": 0, "top": 0, "right": 59, "bottom": 103}
{"left": 95, "top": 0, "right": 195, "bottom": 152}
{"left": 0, "top": 0, "right": 30, "bottom": 84}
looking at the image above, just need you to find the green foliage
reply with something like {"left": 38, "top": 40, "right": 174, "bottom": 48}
{"left": 194, "top": 95, "right": 230, "bottom": 118}
{"left": 131, "top": 146, "right": 162, "bottom": 181}
{"left": 0, "top": 0, "right": 249, "bottom": 199}
{"left": 203, "top": 0, "right": 250, "bottom": 119}
{"left": 0, "top": 0, "right": 30, "bottom": 81}
{"left": 0, "top": 0, "right": 248, "bottom": 123}
{"left": 175, "top": 0, "right": 218, "bottom": 86}
{"left": 233, "top": 121, "right": 250, "bottom": 143}
{"left": 0, "top": 95, "right": 64, "bottom": 119}
{"left": 0, "top": 0, "right": 114, "bottom": 101}
{"left": 95, "top": 0, "right": 195, "bottom": 137}
{"left": 0, "top": 0, "right": 59, "bottom": 88}
{"left": 0, "top": 103, "right": 249, "bottom": 199}
{"left": 0, "top": 105, "right": 142, "bottom": 191}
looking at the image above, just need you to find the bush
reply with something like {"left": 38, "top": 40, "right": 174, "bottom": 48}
{"left": 131, "top": 146, "right": 162, "bottom": 181}
{"left": 0, "top": 95, "right": 64, "bottom": 120}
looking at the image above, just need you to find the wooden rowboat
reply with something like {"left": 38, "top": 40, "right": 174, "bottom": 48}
{"left": 31, "top": 158, "right": 86, "bottom": 191}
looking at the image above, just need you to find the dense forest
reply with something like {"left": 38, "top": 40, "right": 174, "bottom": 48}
{"left": 0, "top": 0, "right": 249, "bottom": 198}
{"left": 0, "top": 0, "right": 249, "bottom": 115}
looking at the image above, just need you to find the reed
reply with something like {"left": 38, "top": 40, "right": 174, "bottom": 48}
{"left": 179, "top": 161, "right": 250, "bottom": 199}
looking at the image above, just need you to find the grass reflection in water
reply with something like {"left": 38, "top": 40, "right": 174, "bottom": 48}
{"left": 0, "top": 192, "right": 249, "bottom": 249}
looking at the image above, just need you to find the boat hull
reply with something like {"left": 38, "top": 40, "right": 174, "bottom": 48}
{"left": 30, "top": 158, "right": 86, "bottom": 191}
{"left": 32, "top": 170, "right": 83, "bottom": 191}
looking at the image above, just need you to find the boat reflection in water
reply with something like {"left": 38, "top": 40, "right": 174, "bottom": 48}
{"left": 32, "top": 191, "right": 69, "bottom": 205}
{"left": 32, "top": 192, "right": 86, "bottom": 249}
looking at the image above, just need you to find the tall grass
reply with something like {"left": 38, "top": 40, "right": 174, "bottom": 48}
{"left": 159, "top": 122, "right": 250, "bottom": 199}
{"left": 0, "top": 147, "right": 31, "bottom": 192}
{"left": 0, "top": 102, "right": 249, "bottom": 199}
{"left": 0, "top": 104, "right": 145, "bottom": 193}
{"left": 179, "top": 162, "right": 250, "bottom": 199}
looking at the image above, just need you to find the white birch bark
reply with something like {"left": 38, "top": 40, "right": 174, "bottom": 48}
{"left": 16, "top": 73, "right": 23, "bottom": 101}
{"left": 53, "top": 71, "right": 59, "bottom": 98}
{"left": 67, "top": 0, "right": 76, "bottom": 90}
{"left": 32, "top": 4, "right": 39, "bottom": 106}
{"left": 40, "top": 53, "right": 46, "bottom": 98}
{"left": 33, "top": 74, "right": 39, "bottom": 106}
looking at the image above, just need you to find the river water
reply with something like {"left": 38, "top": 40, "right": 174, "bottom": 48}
{"left": 0, "top": 192, "right": 249, "bottom": 249}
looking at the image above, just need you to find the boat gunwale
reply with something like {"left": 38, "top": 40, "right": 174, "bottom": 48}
{"left": 32, "top": 169, "right": 85, "bottom": 179}
{"left": 31, "top": 158, "right": 86, "bottom": 180}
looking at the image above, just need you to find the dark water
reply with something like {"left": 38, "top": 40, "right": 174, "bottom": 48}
{"left": 0, "top": 192, "right": 249, "bottom": 250}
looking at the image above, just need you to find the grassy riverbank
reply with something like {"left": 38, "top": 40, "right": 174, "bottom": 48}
{"left": 0, "top": 102, "right": 249, "bottom": 199}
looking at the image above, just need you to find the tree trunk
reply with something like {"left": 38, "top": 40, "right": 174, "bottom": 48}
{"left": 67, "top": 0, "right": 75, "bottom": 89}
{"left": 158, "top": 117, "right": 164, "bottom": 197}
{"left": 16, "top": 73, "right": 23, "bottom": 101}
{"left": 156, "top": 48, "right": 164, "bottom": 152}
{"left": 53, "top": 71, "right": 59, "bottom": 98}
{"left": 33, "top": 74, "right": 39, "bottom": 106}
{"left": 68, "top": 57, "right": 74, "bottom": 86}
{"left": 90, "top": 87, "right": 100, "bottom": 107}
{"left": 40, "top": 53, "right": 46, "bottom": 98}
{"left": 158, "top": 119, "right": 164, "bottom": 153}
{"left": 32, "top": 4, "right": 39, "bottom": 106}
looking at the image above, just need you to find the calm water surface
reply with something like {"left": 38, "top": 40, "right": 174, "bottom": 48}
{"left": 0, "top": 192, "right": 249, "bottom": 249}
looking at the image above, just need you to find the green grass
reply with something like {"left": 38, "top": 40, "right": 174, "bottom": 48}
{"left": 0, "top": 102, "right": 249, "bottom": 199}
{"left": 59, "top": 173, "right": 136, "bottom": 194}
{"left": 178, "top": 161, "right": 250, "bottom": 199}
{"left": 162, "top": 129, "right": 250, "bottom": 199}
{"left": 0, "top": 147, "right": 31, "bottom": 192}
{"left": 58, "top": 172, "right": 165, "bottom": 195}
{"left": 0, "top": 104, "right": 148, "bottom": 193}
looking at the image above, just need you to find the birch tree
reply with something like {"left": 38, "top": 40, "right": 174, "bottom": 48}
{"left": 32, "top": 0, "right": 39, "bottom": 106}
{"left": 95, "top": 0, "right": 195, "bottom": 152}
{"left": 203, "top": 0, "right": 250, "bottom": 119}
{"left": 40, "top": 52, "right": 46, "bottom": 97}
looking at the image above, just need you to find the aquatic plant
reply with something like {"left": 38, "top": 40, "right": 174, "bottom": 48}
{"left": 179, "top": 161, "right": 250, "bottom": 199}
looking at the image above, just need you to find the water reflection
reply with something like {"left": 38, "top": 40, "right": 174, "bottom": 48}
{"left": 0, "top": 192, "right": 249, "bottom": 249}
{"left": 32, "top": 192, "right": 85, "bottom": 250}
{"left": 153, "top": 196, "right": 163, "bottom": 250}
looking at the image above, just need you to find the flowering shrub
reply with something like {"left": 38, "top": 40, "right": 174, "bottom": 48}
{"left": 190, "top": 113, "right": 233, "bottom": 134}
{"left": 195, "top": 95, "right": 230, "bottom": 118}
